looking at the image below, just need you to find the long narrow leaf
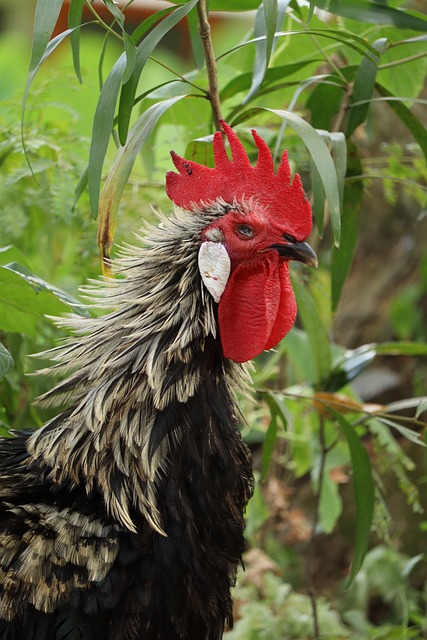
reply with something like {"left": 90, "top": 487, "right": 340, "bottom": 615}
{"left": 243, "top": 1, "right": 289, "bottom": 104}
{"left": 313, "top": 0, "right": 427, "bottom": 31}
{"left": 217, "top": 29, "right": 378, "bottom": 63}
{"left": 97, "top": 95, "right": 188, "bottom": 267}
{"left": 233, "top": 107, "right": 342, "bottom": 245}
{"left": 29, "top": 0, "right": 64, "bottom": 72}
{"left": 331, "top": 141, "right": 363, "bottom": 310}
{"left": 334, "top": 411, "right": 375, "bottom": 586}
{"left": 347, "top": 38, "right": 388, "bottom": 137}
{"left": 375, "top": 82, "right": 427, "bottom": 164}
{"left": 68, "top": 0, "right": 84, "bottom": 83}
{"left": 187, "top": 6, "right": 205, "bottom": 70}
{"left": 118, "top": 0, "right": 199, "bottom": 145}
{"left": 88, "top": 53, "right": 127, "bottom": 219}
{"left": 292, "top": 277, "right": 332, "bottom": 386}
{"left": 221, "top": 60, "right": 317, "bottom": 102}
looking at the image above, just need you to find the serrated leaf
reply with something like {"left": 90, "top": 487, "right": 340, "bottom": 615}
{"left": 334, "top": 411, "right": 375, "bottom": 586}
{"left": 117, "top": 0, "right": 200, "bottom": 145}
{"left": 68, "top": 0, "right": 84, "bottom": 83}
{"left": 313, "top": 0, "right": 427, "bottom": 31}
{"left": 0, "top": 343, "right": 14, "bottom": 380}
{"left": 233, "top": 107, "right": 342, "bottom": 246}
{"left": 98, "top": 95, "right": 188, "bottom": 267}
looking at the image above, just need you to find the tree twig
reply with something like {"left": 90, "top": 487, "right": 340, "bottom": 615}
{"left": 196, "top": 0, "right": 223, "bottom": 131}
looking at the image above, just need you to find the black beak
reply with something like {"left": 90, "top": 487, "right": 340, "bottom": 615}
{"left": 269, "top": 240, "right": 318, "bottom": 267}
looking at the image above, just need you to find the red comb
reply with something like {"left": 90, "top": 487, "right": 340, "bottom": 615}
{"left": 166, "top": 120, "right": 312, "bottom": 239}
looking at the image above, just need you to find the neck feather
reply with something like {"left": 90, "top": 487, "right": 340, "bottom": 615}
{"left": 28, "top": 206, "right": 250, "bottom": 534}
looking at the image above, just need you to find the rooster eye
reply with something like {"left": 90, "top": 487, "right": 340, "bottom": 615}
{"left": 236, "top": 224, "right": 255, "bottom": 239}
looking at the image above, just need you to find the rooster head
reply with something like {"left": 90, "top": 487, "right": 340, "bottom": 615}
{"left": 166, "top": 120, "right": 317, "bottom": 363}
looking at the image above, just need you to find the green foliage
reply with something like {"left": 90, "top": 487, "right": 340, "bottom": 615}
{"left": 1, "top": 0, "right": 427, "bottom": 636}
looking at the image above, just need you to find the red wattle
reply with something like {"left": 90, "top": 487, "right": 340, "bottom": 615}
{"left": 218, "top": 254, "right": 296, "bottom": 363}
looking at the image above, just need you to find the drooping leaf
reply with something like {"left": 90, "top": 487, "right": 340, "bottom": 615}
{"left": 29, "top": 0, "right": 64, "bottom": 73}
{"left": 319, "top": 471, "right": 343, "bottom": 534}
{"left": 0, "top": 343, "right": 14, "bottom": 380}
{"left": 117, "top": 0, "right": 200, "bottom": 145}
{"left": 234, "top": 107, "right": 342, "bottom": 246}
{"left": 312, "top": 130, "right": 346, "bottom": 238}
{"left": 292, "top": 278, "right": 332, "bottom": 386}
{"left": 187, "top": 6, "right": 205, "bottom": 70}
{"left": 68, "top": 0, "right": 84, "bottom": 83}
{"left": 97, "top": 95, "right": 189, "bottom": 267}
{"left": 326, "top": 344, "right": 377, "bottom": 392}
{"left": 243, "top": 0, "right": 290, "bottom": 104}
{"left": 169, "top": 0, "right": 260, "bottom": 9}
{"left": 0, "top": 264, "right": 86, "bottom": 336}
{"left": 334, "top": 411, "right": 375, "bottom": 586}
{"left": 331, "top": 141, "right": 363, "bottom": 310}
{"left": 262, "top": 392, "right": 289, "bottom": 480}
{"left": 217, "top": 28, "right": 378, "bottom": 63}
{"left": 88, "top": 53, "right": 127, "bottom": 218}
{"left": 375, "top": 82, "right": 427, "bottom": 165}
{"left": 313, "top": 0, "right": 427, "bottom": 31}
{"left": 346, "top": 38, "right": 388, "bottom": 137}
{"left": 221, "top": 60, "right": 317, "bottom": 103}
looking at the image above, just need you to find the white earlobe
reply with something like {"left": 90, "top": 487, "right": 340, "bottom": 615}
{"left": 198, "top": 241, "right": 231, "bottom": 303}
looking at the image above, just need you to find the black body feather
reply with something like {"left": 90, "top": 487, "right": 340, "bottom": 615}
{"left": 0, "top": 206, "right": 254, "bottom": 639}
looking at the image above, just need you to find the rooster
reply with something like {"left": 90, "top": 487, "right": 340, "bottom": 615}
{"left": 0, "top": 121, "right": 316, "bottom": 640}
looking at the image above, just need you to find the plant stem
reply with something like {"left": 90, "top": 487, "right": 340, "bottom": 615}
{"left": 84, "top": 0, "right": 123, "bottom": 42}
{"left": 196, "top": 0, "right": 223, "bottom": 131}
{"left": 306, "top": 416, "right": 328, "bottom": 639}
{"left": 149, "top": 55, "right": 208, "bottom": 94}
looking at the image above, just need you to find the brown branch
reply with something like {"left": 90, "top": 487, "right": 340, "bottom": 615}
{"left": 196, "top": 0, "right": 223, "bottom": 132}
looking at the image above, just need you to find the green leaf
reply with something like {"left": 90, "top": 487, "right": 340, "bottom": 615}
{"left": 170, "top": 0, "right": 260, "bottom": 9}
{"left": 88, "top": 53, "right": 127, "bottom": 218}
{"left": 319, "top": 471, "right": 343, "bottom": 533}
{"left": 0, "top": 265, "right": 86, "bottom": 336}
{"left": 313, "top": 130, "right": 346, "bottom": 237}
{"left": 0, "top": 343, "right": 14, "bottom": 380}
{"left": 221, "top": 60, "right": 317, "bottom": 103}
{"left": 313, "top": 0, "right": 427, "bottom": 31}
{"left": 29, "top": 0, "right": 64, "bottom": 73}
{"left": 187, "top": 7, "right": 205, "bottom": 70}
{"left": 103, "top": 0, "right": 136, "bottom": 84}
{"left": 331, "top": 141, "right": 363, "bottom": 310}
{"left": 334, "top": 412, "right": 375, "bottom": 586}
{"left": 292, "top": 278, "right": 332, "bottom": 386}
{"left": 117, "top": 0, "right": 200, "bottom": 145}
{"left": 374, "top": 341, "right": 427, "bottom": 356}
{"left": 326, "top": 344, "right": 377, "bottom": 392}
{"left": 346, "top": 38, "right": 388, "bottom": 137}
{"left": 217, "top": 28, "right": 378, "bottom": 63}
{"left": 243, "top": 1, "right": 289, "bottom": 104}
{"left": 375, "top": 82, "right": 427, "bottom": 165}
{"left": 68, "top": 0, "right": 84, "bottom": 83}
{"left": 262, "top": 392, "right": 289, "bottom": 480}
{"left": 0, "top": 245, "right": 31, "bottom": 269}
{"left": 234, "top": 108, "right": 342, "bottom": 246}
{"left": 98, "top": 95, "right": 188, "bottom": 262}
